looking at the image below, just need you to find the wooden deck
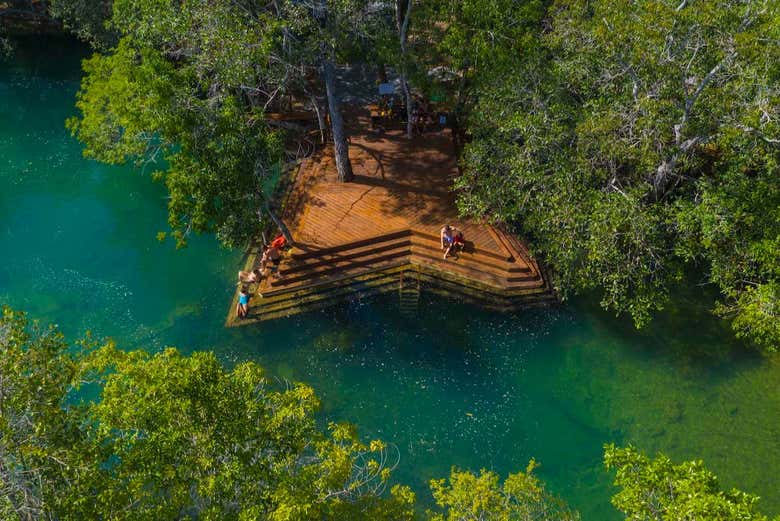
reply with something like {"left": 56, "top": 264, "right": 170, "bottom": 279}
{"left": 227, "top": 113, "right": 555, "bottom": 326}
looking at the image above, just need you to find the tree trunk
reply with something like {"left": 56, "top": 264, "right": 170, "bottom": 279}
{"left": 308, "top": 92, "right": 327, "bottom": 145}
{"left": 259, "top": 201, "right": 294, "bottom": 245}
{"left": 322, "top": 57, "right": 354, "bottom": 182}
{"left": 401, "top": 76, "right": 413, "bottom": 139}
{"left": 254, "top": 164, "right": 294, "bottom": 244}
{"left": 397, "top": 0, "right": 414, "bottom": 139}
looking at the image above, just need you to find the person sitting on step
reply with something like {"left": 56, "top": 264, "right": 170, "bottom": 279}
{"left": 444, "top": 228, "right": 465, "bottom": 259}
{"left": 440, "top": 224, "right": 453, "bottom": 252}
{"left": 237, "top": 268, "right": 263, "bottom": 286}
{"left": 260, "top": 244, "right": 283, "bottom": 278}
{"left": 270, "top": 233, "right": 287, "bottom": 250}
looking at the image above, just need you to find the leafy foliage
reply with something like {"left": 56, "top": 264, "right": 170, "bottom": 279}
{"left": 427, "top": 461, "right": 579, "bottom": 521}
{"left": 0, "top": 307, "right": 94, "bottom": 520}
{"left": 0, "top": 307, "right": 411, "bottom": 520}
{"left": 605, "top": 444, "right": 780, "bottom": 521}
{"left": 68, "top": 2, "right": 285, "bottom": 247}
{"left": 48, "top": 0, "right": 115, "bottom": 49}
{"left": 410, "top": 0, "right": 545, "bottom": 117}
{"left": 456, "top": 0, "right": 780, "bottom": 349}
{"left": 4, "top": 307, "right": 780, "bottom": 520}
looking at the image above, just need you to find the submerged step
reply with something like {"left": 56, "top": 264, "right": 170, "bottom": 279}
{"left": 254, "top": 274, "right": 403, "bottom": 320}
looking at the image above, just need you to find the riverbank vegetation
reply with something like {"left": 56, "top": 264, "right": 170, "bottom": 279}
{"left": 454, "top": 0, "right": 780, "bottom": 354}
{"left": 1, "top": 307, "right": 777, "bottom": 521}
{"left": 26, "top": 0, "right": 775, "bottom": 351}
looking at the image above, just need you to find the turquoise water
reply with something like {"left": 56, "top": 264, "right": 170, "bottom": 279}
{"left": 2, "top": 37, "right": 779, "bottom": 519}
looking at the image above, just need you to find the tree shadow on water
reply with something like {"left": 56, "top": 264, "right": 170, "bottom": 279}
{"left": 569, "top": 283, "right": 765, "bottom": 382}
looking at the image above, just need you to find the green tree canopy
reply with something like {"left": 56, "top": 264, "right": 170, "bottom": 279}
{"left": 455, "top": 0, "right": 780, "bottom": 350}
{"left": 48, "top": 0, "right": 115, "bottom": 49}
{"left": 605, "top": 444, "right": 779, "bottom": 521}
{"left": 407, "top": 0, "right": 544, "bottom": 120}
{"left": 0, "top": 306, "right": 413, "bottom": 520}
{"left": 67, "top": 0, "right": 289, "bottom": 248}
{"left": 427, "top": 461, "right": 579, "bottom": 521}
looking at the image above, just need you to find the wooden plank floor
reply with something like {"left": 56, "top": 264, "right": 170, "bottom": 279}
{"left": 282, "top": 114, "right": 500, "bottom": 255}
{"left": 227, "top": 112, "right": 552, "bottom": 326}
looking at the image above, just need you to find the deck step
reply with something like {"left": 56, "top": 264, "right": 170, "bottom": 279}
{"left": 485, "top": 225, "right": 517, "bottom": 261}
{"left": 255, "top": 282, "right": 398, "bottom": 320}
{"left": 420, "top": 287, "right": 514, "bottom": 312}
{"left": 414, "top": 270, "right": 545, "bottom": 302}
{"left": 270, "top": 249, "right": 410, "bottom": 288}
{"left": 276, "top": 233, "right": 532, "bottom": 289}
{"left": 410, "top": 234, "right": 530, "bottom": 273}
{"left": 257, "top": 286, "right": 392, "bottom": 322}
{"left": 256, "top": 270, "right": 401, "bottom": 310}
{"left": 417, "top": 275, "right": 514, "bottom": 308}
{"left": 413, "top": 262, "right": 547, "bottom": 297}
{"left": 265, "top": 248, "right": 545, "bottom": 299}
{"left": 259, "top": 261, "right": 409, "bottom": 299}
{"left": 252, "top": 268, "right": 405, "bottom": 320}
{"left": 282, "top": 239, "right": 411, "bottom": 275}
{"left": 413, "top": 229, "right": 514, "bottom": 263}
{"left": 290, "top": 229, "right": 411, "bottom": 260}
{"left": 411, "top": 254, "right": 544, "bottom": 290}
{"left": 270, "top": 247, "right": 537, "bottom": 294}
{"left": 489, "top": 226, "right": 539, "bottom": 269}
{"left": 282, "top": 233, "right": 528, "bottom": 283}
{"left": 410, "top": 247, "right": 538, "bottom": 282}
{"left": 255, "top": 263, "right": 408, "bottom": 307}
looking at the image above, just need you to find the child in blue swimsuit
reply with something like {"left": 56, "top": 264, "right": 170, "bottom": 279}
{"left": 236, "top": 287, "right": 250, "bottom": 319}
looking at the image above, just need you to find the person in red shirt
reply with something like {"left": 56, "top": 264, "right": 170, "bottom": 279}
{"left": 260, "top": 242, "right": 284, "bottom": 279}
{"left": 270, "top": 234, "right": 287, "bottom": 250}
{"left": 444, "top": 228, "right": 465, "bottom": 259}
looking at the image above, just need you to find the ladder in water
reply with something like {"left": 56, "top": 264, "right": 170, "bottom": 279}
{"left": 399, "top": 269, "right": 420, "bottom": 316}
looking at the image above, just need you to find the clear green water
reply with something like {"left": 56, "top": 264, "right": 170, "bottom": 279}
{"left": 2, "top": 37, "right": 779, "bottom": 520}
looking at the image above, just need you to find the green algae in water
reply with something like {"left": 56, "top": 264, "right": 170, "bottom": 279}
{"left": 1, "top": 36, "right": 779, "bottom": 520}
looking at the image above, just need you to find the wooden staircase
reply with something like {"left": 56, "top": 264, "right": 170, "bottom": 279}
{"left": 228, "top": 227, "right": 556, "bottom": 325}
{"left": 399, "top": 269, "right": 421, "bottom": 317}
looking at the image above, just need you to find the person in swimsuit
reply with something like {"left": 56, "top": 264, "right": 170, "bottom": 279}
{"left": 440, "top": 224, "right": 453, "bottom": 251}
{"left": 237, "top": 268, "right": 262, "bottom": 285}
{"left": 236, "top": 287, "right": 250, "bottom": 319}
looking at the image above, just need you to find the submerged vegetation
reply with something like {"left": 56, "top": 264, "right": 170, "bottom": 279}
{"left": 1, "top": 307, "right": 777, "bottom": 520}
